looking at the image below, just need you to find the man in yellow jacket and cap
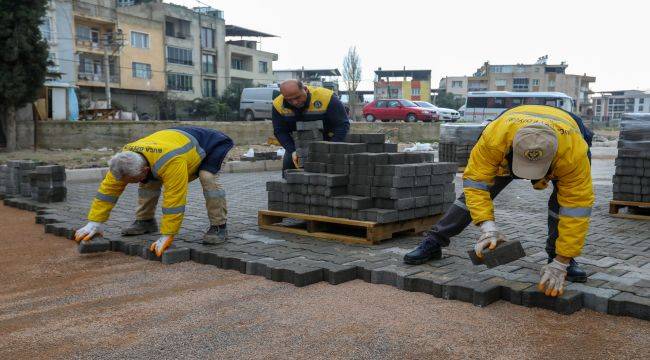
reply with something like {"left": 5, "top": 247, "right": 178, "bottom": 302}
{"left": 74, "top": 126, "right": 234, "bottom": 256}
{"left": 404, "top": 105, "right": 594, "bottom": 297}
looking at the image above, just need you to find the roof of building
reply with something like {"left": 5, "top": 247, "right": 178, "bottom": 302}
{"left": 225, "top": 25, "right": 277, "bottom": 38}
{"left": 274, "top": 69, "right": 341, "bottom": 76}
{"left": 375, "top": 69, "right": 431, "bottom": 80}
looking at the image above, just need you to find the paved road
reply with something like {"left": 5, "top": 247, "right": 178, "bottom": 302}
{"left": 1, "top": 205, "right": 648, "bottom": 360}
{"left": 10, "top": 157, "right": 650, "bottom": 319}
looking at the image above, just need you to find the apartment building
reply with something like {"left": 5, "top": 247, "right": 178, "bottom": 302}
{"left": 374, "top": 69, "right": 432, "bottom": 102}
{"left": 592, "top": 90, "right": 650, "bottom": 123}
{"left": 41, "top": 0, "right": 278, "bottom": 119}
{"left": 439, "top": 59, "right": 596, "bottom": 116}
{"left": 225, "top": 25, "right": 278, "bottom": 88}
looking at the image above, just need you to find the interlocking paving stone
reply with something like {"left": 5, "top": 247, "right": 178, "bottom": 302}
{"left": 78, "top": 237, "right": 110, "bottom": 254}
{"left": 3, "top": 165, "right": 650, "bottom": 320}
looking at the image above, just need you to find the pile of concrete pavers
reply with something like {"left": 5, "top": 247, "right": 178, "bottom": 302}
{"left": 267, "top": 130, "right": 457, "bottom": 223}
{"left": 438, "top": 123, "right": 485, "bottom": 167}
{"left": 241, "top": 151, "right": 280, "bottom": 162}
{"left": 0, "top": 160, "right": 66, "bottom": 203}
{"left": 613, "top": 113, "right": 650, "bottom": 202}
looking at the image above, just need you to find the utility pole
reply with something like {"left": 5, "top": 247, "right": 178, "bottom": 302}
{"left": 102, "top": 30, "right": 124, "bottom": 109}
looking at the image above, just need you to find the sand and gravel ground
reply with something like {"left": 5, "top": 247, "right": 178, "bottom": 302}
{"left": 0, "top": 204, "right": 648, "bottom": 360}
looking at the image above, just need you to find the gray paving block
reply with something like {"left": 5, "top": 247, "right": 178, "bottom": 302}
{"left": 416, "top": 164, "right": 434, "bottom": 176}
{"left": 308, "top": 141, "right": 330, "bottom": 153}
{"left": 330, "top": 195, "right": 373, "bottom": 210}
{"left": 349, "top": 175, "right": 373, "bottom": 185}
{"left": 431, "top": 173, "right": 455, "bottom": 185}
{"left": 415, "top": 175, "right": 431, "bottom": 187}
{"left": 141, "top": 245, "right": 162, "bottom": 261}
{"left": 266, "top": 180, "right": 287, "bottom": 192}
{"left": 372, "top": 175, "right": 414, "bottom": 188}
{"left": 383, "top": 143, "right": 398, "bottom": 152}
{"left": 128, "top": 243, "right": 144, "bottom": 256}
{"left": 78, "top": 237, "right": 111, "bottom": 254}
{"left": 326, "top": 164, "right": 349, "bottom": 174}
{"left": 398, "top": 209, "right": 416, "bottom": 221}
{"left": 403, "top": 272, "right": 444, "bottom": 297}
{"left": 371, "top": 265, "right": 423, "bottom": 290}
{"left": 285, "top": 172, "right": 310, "bottom": 184}
{"left": 359, "top": 208, "right": 399, "bottom": 223}
{"left": 412, "top": 186, "right": 429, "bottom": 197}
{"left": 162, "top": 247, "right": 191, "bottom": 264}
{"left": 468, "top": 241, "right": 526, "bottom": 268}
{"left": 348, "top": 184, "right": 372, "bottom": 197}
{"left": 358, "top": 133, "right": 386, "bottom": 144}
{"left": 366, "top": 143, "right": 385, "bottom": 153}
{"left": 304, "top": 162, "right": 328, "bottom": 173}
{"left": 486, "top": 278, "right": 533, "bottom": 305}
{"left": 109, "top": 239, "right": 128, "bottom": 253}
{"left": 387, "top": 153, "right": 407, "bottom": 164}
{"left": 327, "top": 153, "right": 347, "bottom": 164}
{"left": 329, "top": 142, "right": 367, "bottom": 154}
{"left": 268, "top": 201, "right": 286, "bottom": 211}
{"left": 372, "top": 187, "right": 412, "bottom": 199}
{"left": 332, "top": 207, "right": 353, "bottom": 219}
{"left": 432, "top": 162, "right": 459, "bottom": 174}
{"left": 521, "top": 288, "right": 584, "bottom": 315}
{"left": 566, "top": 283, "right": 620, "bottom": 313}
{"left": 374, "top": 197, "right": 416, "bottom": 210}
{"left": 296, "top": 120, "right": 324, "bottom": 131}
{"left": 607, "top": 292, "right": 650, "bottom": 320}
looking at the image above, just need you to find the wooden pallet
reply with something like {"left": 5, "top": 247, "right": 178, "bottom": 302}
{"left": 609, "top": 200, "right": 650, "bottom": 220}
{"left": 258, "top": 210, "right": 441, "bottom": 245}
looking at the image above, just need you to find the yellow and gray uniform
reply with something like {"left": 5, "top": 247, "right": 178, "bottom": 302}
{"left": 420, "top": 105, "right": 593, "bottom": 260}
{"left": 463, "top": 105, "right": 594, "bottom": 258}
{"left": 88, "top": 127, "right": 233, "bottom": 235}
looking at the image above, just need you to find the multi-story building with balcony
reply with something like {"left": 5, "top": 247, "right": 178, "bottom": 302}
{"left": 438, "top": 59, "right": 596, "bottom": 117}
{"left": 225, "top": 25, "right": 278, "bottom": 89}
{"left": 273, "top": 68, "right": 341, "bottom": 93}
{"left": 592, "top": 90, "right": 650, "bottom": 124}
{"left": 374, "top": 69, "right": 432, "bottom": 102}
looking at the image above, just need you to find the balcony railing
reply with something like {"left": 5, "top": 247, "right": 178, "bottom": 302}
{"left": 73, "top": 0, "right": 116, "bottom": 21}
{"left": 78, "top": 72, "right": 119, "bottom": 83}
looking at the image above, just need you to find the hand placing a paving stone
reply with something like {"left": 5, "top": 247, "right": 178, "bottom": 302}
{"left": 74, "top": 221, "right": 104, "bottom": 242}
{"left": 150, "top": 235, "right": 174, "bottom": 257}
{"left": 538, "top": 259, "right": 569, "bottom": 297}
{"left": 474, "top": 221, "right": 506, "bottom": 258}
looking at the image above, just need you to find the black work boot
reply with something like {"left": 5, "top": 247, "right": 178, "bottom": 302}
{"left": 548, "top": 257, "right": 587, "bottom": 283}
{"left": 122, "top": 219, "right": 158, "bottom": 236}
{"left": 203, "top": 224, "right": 227, "bottom": 245}
{"left": 403, "top": 234, "right": 442, "bottom": 265}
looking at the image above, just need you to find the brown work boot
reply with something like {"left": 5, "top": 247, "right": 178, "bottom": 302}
{"left": 202, "top": 224, "right": 227, "bottom": 245}
{"left": 121, "top": 219, "right": 158, "bottom": 236}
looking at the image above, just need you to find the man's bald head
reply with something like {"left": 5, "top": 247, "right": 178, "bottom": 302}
{"left": 280, "top": 80, "right": 308, "bottom": 109}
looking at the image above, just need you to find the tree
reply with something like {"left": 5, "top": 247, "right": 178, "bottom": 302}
{"left": 187, "top": 97, "right": 230, "bottom": 120}
{"left": 342, "top": 46, "right": 362, "bottom": 121}
{"left": 434, "top": 90, "right": 465, "bottom": 110}
{"left": 220, "top": 81, "right": 252, "bottom": 111}
{"left": 0, "top": 1, "right": 49, "bottom": 151}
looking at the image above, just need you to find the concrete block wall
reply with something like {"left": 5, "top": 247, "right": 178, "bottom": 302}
{"left": 35, "top": 121, "right": 441, "bottom": 150}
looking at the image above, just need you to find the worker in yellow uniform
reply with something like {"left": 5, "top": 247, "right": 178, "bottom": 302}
{"left": 404, "top": 105, "right": 594, "bottom": 297}
{"left": 74, "top": 126, "right": 234, "bottom": 256}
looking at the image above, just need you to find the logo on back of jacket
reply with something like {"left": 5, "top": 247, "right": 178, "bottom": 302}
{"left": 314, "top": 100, "right": 322, "bottom": 109}
{"left": 125, "top": 144, "right": 163, "bottom": 154}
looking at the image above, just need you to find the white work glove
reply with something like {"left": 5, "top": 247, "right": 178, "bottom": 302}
{"left": 474, "top": 220, "right": 506, "bottom": 258}
{"left": 150, "top": 235, "right": 174, "bottom": 257}
{"left": 538, "top": 259, "right": 568, "bottom": 297}
{"left": 74, "top": 221, "right": 104, "bottom": 242}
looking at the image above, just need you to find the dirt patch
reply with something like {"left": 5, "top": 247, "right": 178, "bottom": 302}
{"left": 0, "top": 204, "right": 648, "bottom": 359}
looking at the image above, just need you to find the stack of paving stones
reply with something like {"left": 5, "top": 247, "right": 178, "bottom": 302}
{"left": 33, "top": 165, "right": 67, "bottom": 203}
{"left": 0, "top": 165, "right": 7, "bottom": 197}
{"left": 293, "top": 120, "right": 325, "bottom": 165}
{"left": 3, "top": 160, "right": 23, "bottom": 196}
{"left": 438, "top": 123, "right": 485, "bottom": 167}
{"left": 613, "top": 113, "right": 650, "bottom": 202}
{"left": 268, "top": 132, "right": 456, "bottom": 223}
{"left": 241, "top": 151, "right": 280, "bottom": 161}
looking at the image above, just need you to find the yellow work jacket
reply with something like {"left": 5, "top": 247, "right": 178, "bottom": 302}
{"left": 463, "top": 105, "right": 594, "bottom": 258}
{"left": 87, "top": 129, "right": 205, "bottom": 235}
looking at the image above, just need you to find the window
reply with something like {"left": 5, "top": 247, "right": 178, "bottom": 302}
{"left": 118, "top": 0, "right": 135, "bottom": 6}
{"left": 388, "top": 100, "right": 400, "bottom": 108}
{"left": 40, "top": 17, "right": 52, "bottom": 41}
{"left": 548, "top": 80, "right": 556, "bottom": 87}
{"left": 451, "top": 80, "right": 463, "bottom": 88}
{"left": 513, "top": 78, "right": 529, "bottom": 91}
{"left": 375, "top": 100, "right": 386, "bottom": 108}
{"left": 639, "top": 106, "right": 644, "bottom": 112}
{"left": 131, "top": 31, "right": 149, "bottom": 49}
{"left": 640, "top": 98, "right": 645, "bottom": 104}
{"left": 47, "top": 52, "right": 59, "bottom": 71}
{"left": 487, "top": 97, "right": 506, "bottom": 108}
{"left": 203, "top": 79, "right": 216, "bottom": 97}
{"left": 531, "top": 79, "right": 540, "bottom": 86}
{"left": 202, "top": 54, "right": 216, "bottom": 73}
{"left": 167, "top": 73, "right": 193, "bottom": 91}
{"left": 167, "top": 46, "right": 193, "bottom": 66}
{"left": 390, "top": 88, "right": 399, "bottom": 96}
{"left": 258, "top": 60, "right": 268, "bottom": 73}
{"left": 165, "top": 21, "right": 175, "bottom": 37}
{"left": 91, "top": 28, "right": 100, "bottom": 45}
{"left": 201, "top": 27, "right": 215, "bottom": 48}
{"left": 132, "top": 62, "right": 152, "bottom": 79}
{"left": 467, "top": 97, "right": 488, "bottom": 108}
{"left": 411, "top": 88, "right": 420, "bottom": 96}
{"left": 495, "top": 79, "right": 507, "bottom": 87}
{"left": 76, "top": 25, "right": 90, "bottom": 41}
{"left": 400, "top": 100, "right": 416, "bottom": 107}
{"left": 231, "top": 58, "right": 243, "bottom": 70}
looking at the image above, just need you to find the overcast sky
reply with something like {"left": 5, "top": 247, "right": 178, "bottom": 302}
{"left": 169, "top": 0, "right": 649, "bottom": 92}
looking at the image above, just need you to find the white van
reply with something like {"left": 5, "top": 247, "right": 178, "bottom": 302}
{"left": 239, "top": 87, "right": 281, "bottom": 121}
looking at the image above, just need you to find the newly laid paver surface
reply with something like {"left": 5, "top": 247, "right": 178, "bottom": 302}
{"left": 4, "top": 158, "right": 650, "bottom": 319}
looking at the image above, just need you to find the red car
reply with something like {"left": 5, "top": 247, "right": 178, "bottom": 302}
{"left": 363, "top": 99, "right": 438, "bottom": 122}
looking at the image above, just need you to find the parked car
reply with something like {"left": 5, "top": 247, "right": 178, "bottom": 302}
{"left": 362, "top": 99, "right": 436, "bottom": 122}
{"left": 239, "top": 87, "right": 281, "bottom": 121}
{"left": 413, "top": 101, "right": 460, "bottom": 122}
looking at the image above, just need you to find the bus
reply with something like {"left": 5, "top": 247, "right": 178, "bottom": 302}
{"left": 462, "top": 91, "right": 574, "bottom": 123}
